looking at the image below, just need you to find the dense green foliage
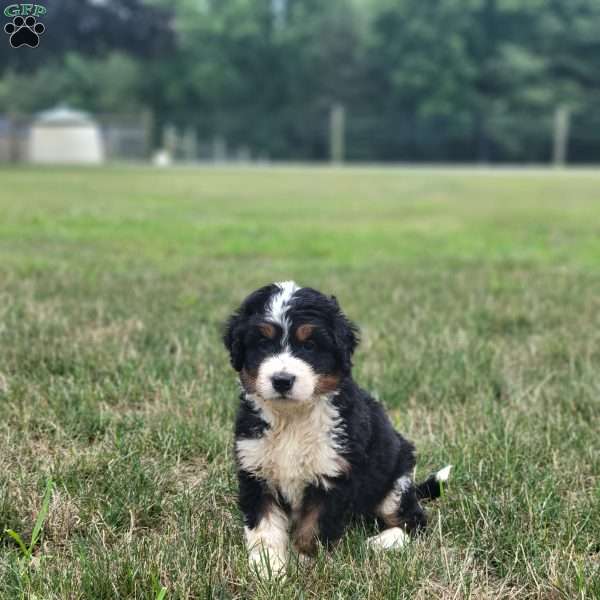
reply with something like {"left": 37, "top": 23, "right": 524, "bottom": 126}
{"left": 2, "top": 0, "right": 600, "bottom": 161}
{"left": 0, "top": 166, "right": 599, "bottom": 598}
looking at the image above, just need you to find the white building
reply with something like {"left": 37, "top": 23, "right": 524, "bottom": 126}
{"left": 29, "top": 106, "right": 105, "bottom": 164}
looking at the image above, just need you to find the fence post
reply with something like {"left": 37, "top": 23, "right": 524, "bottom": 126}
{"left": 8, "top": 113, "right": 21, "bottom": 163}
{"left": 212, "top": 135, "right": 226, "bottom": 162}
{"left": 163, "top": 124, "right": 178, "bottom": 160}
{"left": 141, "top": 110, "right": 153, "bottom": 159}
{"left": 182, "top": 127, "right": 198, "bottom": 162}
{"left": 329, "top": 103, "right": 345, "bottom": 164}
{"left": 552, "top": 105, "right": 571, "bottom": 166}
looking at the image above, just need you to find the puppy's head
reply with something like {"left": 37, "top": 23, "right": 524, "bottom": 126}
{"left": 224, "top": 281, "right": 358, "bottom": 404}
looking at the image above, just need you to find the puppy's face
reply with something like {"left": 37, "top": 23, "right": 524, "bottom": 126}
{"left": 224, "top": 282, "right": 358, "bottom": 404}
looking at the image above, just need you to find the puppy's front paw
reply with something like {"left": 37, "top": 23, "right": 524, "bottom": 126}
{"left": 367, "top": 527, "right": 409, "bottom": 551}
{"left": 248, "top": 546, "right": 287, "bottom": 578}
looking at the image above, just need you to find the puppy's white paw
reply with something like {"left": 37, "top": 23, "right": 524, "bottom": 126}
{"left": 248, "top": 546, "right": 287, "bottom": 578}
{"left": 367, "top": 527, "right": 409, "bottom": 551}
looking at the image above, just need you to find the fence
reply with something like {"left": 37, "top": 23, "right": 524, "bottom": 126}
{"left": 184, "top": 105, "right": 600, "bottom": 164}
{"left": 2, "top": 107, "right": 600, "bottom": 165}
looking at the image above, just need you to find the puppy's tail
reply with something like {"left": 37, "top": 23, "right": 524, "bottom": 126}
{"left": 415, "top": 465, "right": 452, "bottom": 501}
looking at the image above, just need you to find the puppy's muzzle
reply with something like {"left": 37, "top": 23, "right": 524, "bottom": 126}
{"left": 271, "top": 372, "right": 296, "bottom": 395}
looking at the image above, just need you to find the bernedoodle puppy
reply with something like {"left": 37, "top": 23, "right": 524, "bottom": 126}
{"left": 223, "top": 281, "right": 451, "bottom": 576}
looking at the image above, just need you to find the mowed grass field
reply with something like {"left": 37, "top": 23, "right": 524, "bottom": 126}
{"left": 0, "top": 166, "right": 599, "bottom": 599}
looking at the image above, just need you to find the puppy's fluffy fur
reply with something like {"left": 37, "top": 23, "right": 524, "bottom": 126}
{"left": 224, "top": 282, "right": 450, "bottom": 575}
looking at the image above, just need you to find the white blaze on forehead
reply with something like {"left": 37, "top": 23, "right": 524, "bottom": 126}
{"left": 266, "top": 281, "right": 300, "bottom": 344}
{"left": 256, "top": 351, "right": 317, "bottom": 402}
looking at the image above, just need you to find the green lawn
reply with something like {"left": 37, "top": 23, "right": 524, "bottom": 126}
{"left": 0, "top": 166, "right": 599, "bottom": 599}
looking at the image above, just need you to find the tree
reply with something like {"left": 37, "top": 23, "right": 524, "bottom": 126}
{"left": 0, "top": 0, "right": 175, "bottom": 72}
{"left": 1, "top": 0, "right": 600, "bottom": 161}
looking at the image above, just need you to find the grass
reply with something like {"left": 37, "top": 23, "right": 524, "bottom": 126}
{"left": 0, "top": 165, "right": 599, "bottom": 599}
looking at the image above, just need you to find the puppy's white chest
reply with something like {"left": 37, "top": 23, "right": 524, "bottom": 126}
{"left": 236, "top": 401, "right": 346, "bottom": 508}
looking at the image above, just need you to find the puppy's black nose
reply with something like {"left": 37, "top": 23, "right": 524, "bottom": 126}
{"left": 271, "top": 372, "right": 296, "bottom": 394}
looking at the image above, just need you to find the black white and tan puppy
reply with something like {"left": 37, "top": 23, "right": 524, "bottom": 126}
{"left": 224, "top": 281, "right": 451, "bottom": 575}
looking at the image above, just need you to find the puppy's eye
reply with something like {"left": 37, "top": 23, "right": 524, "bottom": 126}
{"left": 257, "top": 323, "right": 276, "bottom": 344}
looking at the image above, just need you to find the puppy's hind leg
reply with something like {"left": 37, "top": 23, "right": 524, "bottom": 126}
{"left": 395, "top": 482, "right": 427, "bottom": 534}
{"left": 373, "top": 475, "right": 427, "bottom": 546}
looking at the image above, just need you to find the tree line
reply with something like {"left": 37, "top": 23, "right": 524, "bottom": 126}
{"left": 1, "top": 0, "right": 599, "bottom": 162}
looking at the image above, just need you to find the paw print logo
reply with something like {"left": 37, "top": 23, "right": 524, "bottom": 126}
{"left": 4, "top": 16, "right": 45, "bottom": 48}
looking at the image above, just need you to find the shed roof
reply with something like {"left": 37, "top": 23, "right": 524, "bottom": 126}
{"left": 35, "top": 105, "right": 97, "bottom": 127}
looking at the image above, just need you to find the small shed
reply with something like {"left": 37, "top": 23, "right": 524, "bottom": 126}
{"left": 29, "top": 106, "right": 105, "bottom": 164}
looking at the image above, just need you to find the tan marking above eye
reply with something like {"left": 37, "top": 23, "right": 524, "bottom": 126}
{"left": 295, "top": 324, "right": 315, "bottom": 342}
{"left": 258, "top": 323, "right": 276, "bottom": 339}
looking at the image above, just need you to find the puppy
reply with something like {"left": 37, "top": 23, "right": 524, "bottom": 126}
{"left": 224, "top": 281, "right": 450, "bottom": 576}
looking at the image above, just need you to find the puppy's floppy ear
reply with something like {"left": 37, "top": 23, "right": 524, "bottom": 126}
{"left": 223, "top": 284, "right": 279, "bottom": 372}
{"left": 330, "top": 295, "right": 359, "bottom": 372}
{"left": 223, "top": 312, "right": 246, "bottom": 372}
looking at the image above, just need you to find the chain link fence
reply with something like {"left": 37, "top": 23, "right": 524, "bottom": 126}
{"left": 2, "top": 107, "right": 600, "bottom": 165}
